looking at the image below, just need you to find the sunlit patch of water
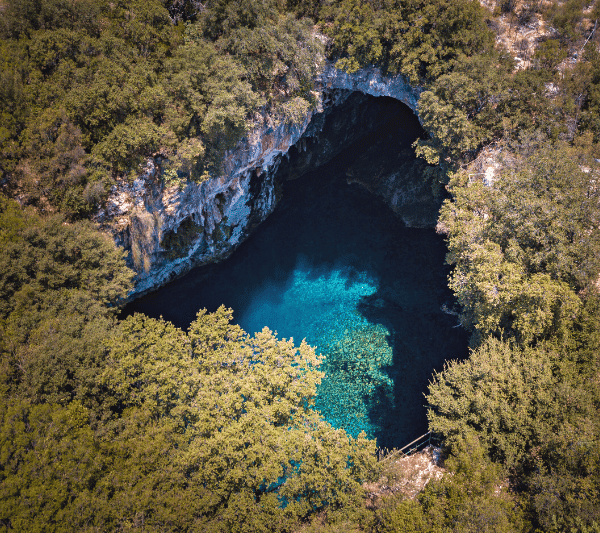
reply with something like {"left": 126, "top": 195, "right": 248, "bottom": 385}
{"left": 237, "top": 265, "right": 394, "bottom": 438}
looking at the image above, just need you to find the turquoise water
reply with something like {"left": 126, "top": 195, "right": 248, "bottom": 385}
{"left": 243, "top": 265, "right": 393, "bottom": 437}
{"left": 124, "top": 97, "right": 468, "bottom": 448}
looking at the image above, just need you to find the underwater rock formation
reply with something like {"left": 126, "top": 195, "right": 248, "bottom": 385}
{"left": 95, "top": 64, "right": 427, "bottom": 298}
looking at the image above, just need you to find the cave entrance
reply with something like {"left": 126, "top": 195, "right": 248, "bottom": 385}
{"left": 124, "top": 93, "right": 468, "bottom": 449}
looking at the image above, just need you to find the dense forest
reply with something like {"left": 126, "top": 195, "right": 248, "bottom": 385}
{"left": 1, "top": 0, "right": 600, "bottom": 531}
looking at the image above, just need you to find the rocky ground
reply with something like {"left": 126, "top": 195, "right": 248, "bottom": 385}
{"left": 365, "top": 445, "right": 445, "bottom": 506}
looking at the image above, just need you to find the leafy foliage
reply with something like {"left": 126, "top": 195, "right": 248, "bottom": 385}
{"left": 439, "top": 140, "right": 600, "bottom": 343}
{"left": 428, "top": 338, "right": 561, "bottom": 469}
{"left": 1, "top": 308, "right": 378, "bottom": 532}
{"left": 575, "top": 46, "right": 600, "bottom": 142}
{"left": 419, "top": 436, "right": 527, "bottom": 533}
{"left": 0, "top": 198, "right": 133, "bottom": 317}
{"left": 415, "top": 53, "right": 513, "bottom": 172}
{"left": 0, "top": 197, "right": 134, "bottom": 406}
{"left": 426, "top": 309, "right": 600, "bottom": 531}
{"left": 198, "top": 0, "right": 324, "bottom": 120}
{"left": 546, "top": 0, "right": 593, "bottom": 43}
{"left": 2, "top": 1, "right": 600, "bottom": 531}
{"left": 0, "top": 0, "right": 323, "bottom": 214}
{"left": 321, "top": 0, "right": 494, "bottom": 83}
{"left": 0, "top": 400, "right": 102, "bottom": 532}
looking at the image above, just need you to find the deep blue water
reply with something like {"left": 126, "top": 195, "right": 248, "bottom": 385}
{"left": 124, "top": 100, "right": 468, "bottom": 449}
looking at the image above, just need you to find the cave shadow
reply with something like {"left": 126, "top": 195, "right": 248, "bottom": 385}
{"left": 123, "top": 93, "right": 469, "bottom": 449}
{"left": 355, "top": 271, "right": 468, "bottom": 450}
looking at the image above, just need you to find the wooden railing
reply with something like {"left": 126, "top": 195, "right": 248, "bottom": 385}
{"left": 378, "top": 432, "right": 440, "bottom": 462}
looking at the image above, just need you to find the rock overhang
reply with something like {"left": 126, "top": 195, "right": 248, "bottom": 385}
{"left": 98, "top": 63, "right": 424, "bottom": 299}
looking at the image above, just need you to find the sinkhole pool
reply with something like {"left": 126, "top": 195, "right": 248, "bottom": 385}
{"left": 124, "top": 98, "right": 468, "bottom": 449}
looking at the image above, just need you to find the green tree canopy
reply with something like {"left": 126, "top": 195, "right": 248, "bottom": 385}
{"left": 439, "top": 139, "right": 600, "bottom": 343}
{"left": 0, "top": 197, "right": 134, "bottom": 406}
{"left": 1, "top": 308, "right": 378, "bottom": 532}
{"left": 427, "top": 337, "right": 561, "bottom": 469}
{"left": 102, "top": 309, "right": 378, "bottom": 527}
{"left": 426, "top": 319, "right": 600, "bottom": 531}
{"left": 322, "top": 0, "right": 494, "bottom": 83}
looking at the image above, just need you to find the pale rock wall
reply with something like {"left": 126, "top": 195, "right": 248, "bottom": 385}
{"left": 319, "top": 64, "right": 421, "bottom": 112}
{"left": 96, "top": 64, "right": 423, "bottom": 299}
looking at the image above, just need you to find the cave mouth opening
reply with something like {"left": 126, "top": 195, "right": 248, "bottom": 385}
{"left": 123, "top": 92, "right": 468, "bottom": 449}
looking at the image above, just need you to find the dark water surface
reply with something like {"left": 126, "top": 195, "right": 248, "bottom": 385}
{"left": 124, "top": 102, "right": 468, "bottom": 449}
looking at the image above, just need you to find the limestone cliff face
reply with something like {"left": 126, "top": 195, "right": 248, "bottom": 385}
{"left": 319, "top": 64, "right": 421, "bottom": 111}
{"left": 96, "top": 65, "right": 424, "bottom": 298}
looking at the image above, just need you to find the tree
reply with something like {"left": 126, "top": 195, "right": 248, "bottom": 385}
{"left": 414, "top": 53, "right": 513, "bottom": 174}
{"left": 1, "top": 308, "right": 378, "bottom": 531}
{"left": 0, "top": 198, "right": 134, "bottom": 406}
{"left": 322, "top": 0, "right": 494, "bottom": 83}
{"left": 439, "top": 139, "right": 600, "bottom": 343}
{"left": 427, "top": 337, "right": 560, "bottom": 469}
{"left": 575, "top": 46, "right": 600, "bottom": 142}
{"left": 426, "top": 306, "right": 600, "bottom": 531}
{"left": 0, "top": 400, "right": 102, "bottom": 532}
{"left": 100, "top": 308, "right": 378, "bottom": 530}
{"left": 546, "top": 0, "right": 591, "bottom": 44}
{"left": 197, "top": 0, "right": 324, "bottom": 123}
{"left": 161, "top": 38, "right": 262, "bottom": 174}
{"left": 418, "top": 435, "right": 527, "bottom": 533}
{"left": 0, "top": 199, "right": 134, "bottom": 316}
{"left": 323, "top": 0, "right": 384, "bottom": 74}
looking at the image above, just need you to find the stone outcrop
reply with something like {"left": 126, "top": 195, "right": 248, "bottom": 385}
{"left": 96, "top": 64, "right": 426, "bottom": 299}
{"left": 97, "top": 112, "right": 316, "bottom": 297}
{"left": 319, "top": 63, "right": 421, "bottom": 112}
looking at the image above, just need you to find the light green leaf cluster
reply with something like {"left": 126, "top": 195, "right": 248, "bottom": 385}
{"left": 425, "top": 323, "right": 600, "bottom": 530}
{"left": 322, "top": 0, "right": 494, "bottom": 84}
{"left": 0, "top": 400, "right": 101, "bottom": 532}
{"left": 415, "top": 53, "right": 514, "bottom": 173}
{"left": 328, "top": 0, "right": 383, "bottom": 74}
{"left": 448, "top": 240, "right": 581, "bottom": 344}
{"left": 0, "top": 196, "right": 134, "bottom": 406}
{"left": 427, "top": 338, "right": 557, "bottom": 467}
{"left": 439, "top": 141, "right": 600, "bottom": 344}
{"left": 1, "top": 304, "right": 378, "bottom": 531}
